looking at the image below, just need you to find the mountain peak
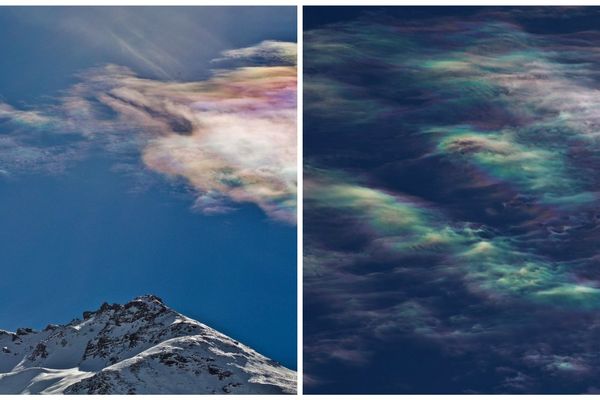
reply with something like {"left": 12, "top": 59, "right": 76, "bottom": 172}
{"left": 0, "top": 296, "right": 296, "bottom": 394}
{"left": 132, "top": 294, "right": 165, "bottom": 305}
{"left": 81, "top": 294, "right": 169, "bottom": 321}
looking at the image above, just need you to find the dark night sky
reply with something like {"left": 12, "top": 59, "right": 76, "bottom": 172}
{"left": 304, "top": 6, "right": 600, "bottom": 393}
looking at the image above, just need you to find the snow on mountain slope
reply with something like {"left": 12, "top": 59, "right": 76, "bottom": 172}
{"left": 0, "top": 295, "right": 296, "bottom": 394}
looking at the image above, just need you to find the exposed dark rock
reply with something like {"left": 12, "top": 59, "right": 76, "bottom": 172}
{"left": 65, "top": 372, "right": 114, "bottom": 394}
{"left": 43, "top": 324, "right": 59, "bottom": 332}
{"left": 222, "top": 382, "right": 242, "bottom": 393}
{"left": 208, "top": 365, "right": 233, "bottom": 380}
{"left": 28, "top": 343, "right": 48, "bottom": 360}
{"left": 16, "top": 328, "right": 35, "bottom": 336}
{"left": 156, "top": 352, "right": 187, "bottom": 366}
{"left": 98, "top": 302, "right": 120, "bottom": 313}
{"left": 133, "top": 294, "right": 164, "bottom": 304}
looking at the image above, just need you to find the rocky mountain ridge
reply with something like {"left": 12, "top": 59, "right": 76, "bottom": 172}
{"left": 0, "top": 295, "right": 296, "bottom": 394}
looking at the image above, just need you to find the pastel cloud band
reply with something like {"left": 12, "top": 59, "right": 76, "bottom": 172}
{"left": 0, "top": 41, "right": 297, "bottom": 223}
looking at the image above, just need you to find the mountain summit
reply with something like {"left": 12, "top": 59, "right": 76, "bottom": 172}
{"left": 0, "top": 295, "right": 296, "bottom": 394}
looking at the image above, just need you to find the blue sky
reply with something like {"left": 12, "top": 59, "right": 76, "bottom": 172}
{"left": 0, "top": 7, "right": 296, "bottom": 369}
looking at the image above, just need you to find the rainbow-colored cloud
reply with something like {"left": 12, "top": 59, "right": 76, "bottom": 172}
{"left": 0, "top": 41, "right": 297, "bottom": 223}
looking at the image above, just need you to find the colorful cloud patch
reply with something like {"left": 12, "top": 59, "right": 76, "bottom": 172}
{"left": 0, "top": 41, "right": 297, "bottom": 223}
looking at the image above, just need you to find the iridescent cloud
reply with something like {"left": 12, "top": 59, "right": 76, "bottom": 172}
{"left": 304, "top": 8, "right": 600, "bottom": 392}
{"left": 0, "top": 41, "right": 297, "bottom": 223}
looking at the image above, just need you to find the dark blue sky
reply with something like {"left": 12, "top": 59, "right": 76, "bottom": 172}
{"left": 0, "top": 7, "right": 296, "bottom": 369}
{"left": 304, "top": 6, "right": 600, "bottom": 393}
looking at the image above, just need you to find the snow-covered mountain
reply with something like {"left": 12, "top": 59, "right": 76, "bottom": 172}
{"left": 0, "top": 295, "right": 296, "bottom": 394}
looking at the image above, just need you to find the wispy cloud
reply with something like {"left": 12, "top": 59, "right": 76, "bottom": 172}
{"left": 304, "top": 8, "right": 600, "bottom": 392}
{"left": 215, "top": 40, "right": 297, "bottom": 66}
{"left": 0, "top": 41, "right": 297, "bottom": 224}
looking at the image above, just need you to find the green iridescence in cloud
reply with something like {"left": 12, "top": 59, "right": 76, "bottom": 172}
{"left": 308, "top": 171, "right": 600, "bottom": 308}
{"left": 305, "top": 16, "right": 600, "bottom": 314}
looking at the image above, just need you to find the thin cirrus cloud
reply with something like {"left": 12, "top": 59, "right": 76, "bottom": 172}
{"left": 0, "top": 7, "right": 296, "bottom": 82}
{"left": 215, "top": 40, "right": 297, "bottom": 66}
{"left": 0, "top": 40, "right": 297, "bottom": 224}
